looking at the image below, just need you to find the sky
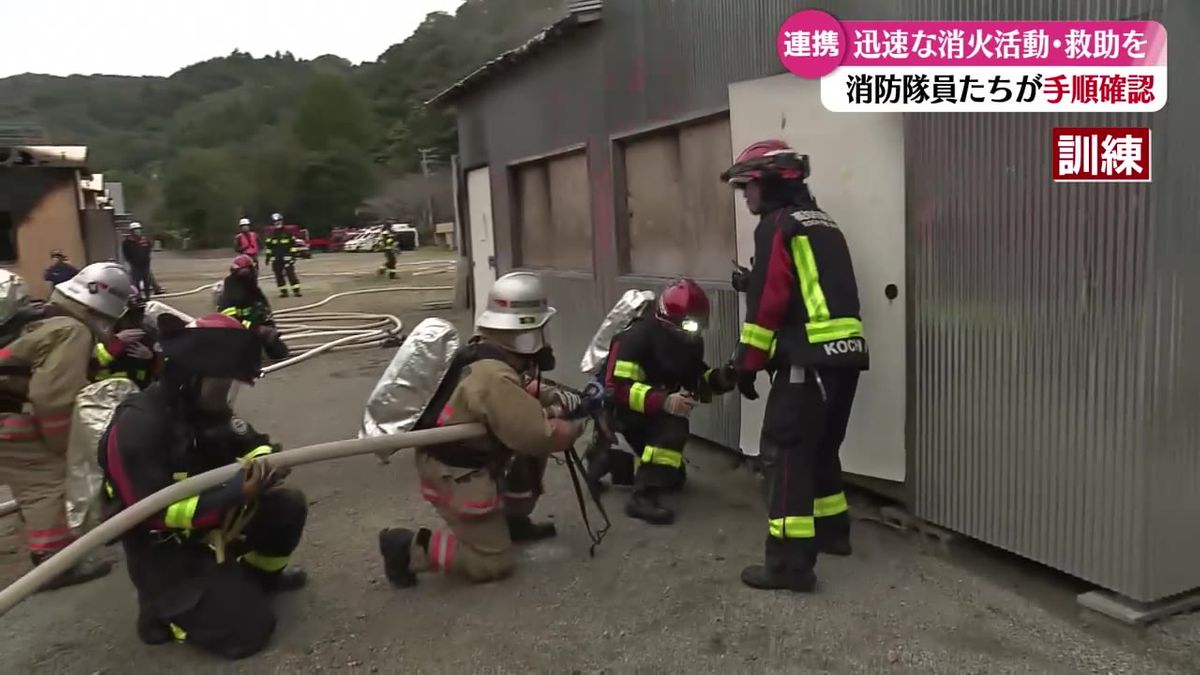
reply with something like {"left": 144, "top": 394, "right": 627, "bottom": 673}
{"left": 0, "top": 0, "right": 465, "bottom": 78}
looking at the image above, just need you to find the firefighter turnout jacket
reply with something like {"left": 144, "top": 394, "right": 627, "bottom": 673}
{"left": 264, "top": 231, "right": 299, "bottom": 264}
{"left": 737, "top": 208, "right": 869, "bottom": 373}
{"left": 99, "top": 385, "right": 280, "bottom": 616}
{"left": 92, "top": 337, "right": 158, "bottom": 389}
{"left": 217, "top": 276, "right": 273, "bottom": 328}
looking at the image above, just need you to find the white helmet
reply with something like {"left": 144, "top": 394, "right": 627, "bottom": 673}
{"left": 271, "top": 212, "right": 283, "bottom": 223}
{"left": 54, "top": 262, "right": 134, "bottom": 319}
{"left": 129, "top": 221, "right": 142, "bottom": 231}
{"left": 390, "top": 223, "right": 403, "bottom": 233}
{"left": 475, "top": 272, "right": 556, "bottom": 354}
{"left": 0, "top": 269, "right": 31, "bottom": 325}
{"left": 238, "top": 217, "right": 251, "bottom": 226}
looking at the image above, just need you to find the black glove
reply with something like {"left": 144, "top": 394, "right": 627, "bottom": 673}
{"left": 737, "top": 370, "right": 759, "bottom": 401}
{"left": 731, "top": 258, "right": 752, "bottom": 293}
{"left": 709, "top": 363, "right": 739, "bottom": 394}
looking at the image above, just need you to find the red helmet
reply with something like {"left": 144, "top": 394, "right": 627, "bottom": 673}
{"left": 160, "top": 312, "right": 263, "bottom": 382}
{"left": 656, "top": 278, "right": 710, "bottom": 335}
{"left": 721, "top": 139, "right": 811, "bottom": 185}
{"left": 230, "top": 254, "right": 255, "bottom": 272}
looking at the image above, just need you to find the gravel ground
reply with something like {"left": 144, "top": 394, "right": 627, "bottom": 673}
{"left": 2, "top": 251, "right": 1199, "bottom": 673}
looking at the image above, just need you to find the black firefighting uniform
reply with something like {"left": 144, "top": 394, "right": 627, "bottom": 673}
{"left": 99, "top": 384, "right": 307, "bottom": 660}
{"left": 379, "top": 232, "right": 398, "bottom": 278}
{"left": 122, "top": 235, "right": 155, "bottom": 300}
{"left": 264, "top": 230, "right": 301, "bottom": 296}
{"left": 91, "top": 337, "right": 158, "bottom": 389}
{"left": 737, "top": 206, "right": 868, "bottom": 577}
{"left": 217, "top": 275, "right": 273, "bottom": 329}
{"left": 604, "top": 317, "right": 732, "bottom": 493}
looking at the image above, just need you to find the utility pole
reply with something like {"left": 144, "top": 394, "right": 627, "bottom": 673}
{"left": 418, "top": 148, "right": 440, "bottom": 235}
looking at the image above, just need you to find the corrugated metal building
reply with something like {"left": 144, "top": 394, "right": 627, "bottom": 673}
{"left": 433, "top": 0, "right": 1199, "bottom": 605}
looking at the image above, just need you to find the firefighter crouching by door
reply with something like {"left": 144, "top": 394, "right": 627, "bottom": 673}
{"left": 378, "top": 272, "right": 585, "bottom": 587}
{"left": 0, "top": 264, "right": 135, "bottom": 589}
{"left": 264, "top": 213, "right": 301, "bottom": 298}
{"left": 92, "top": 297, "right": 160, "bottom": 389}
{"left": 218, "top": 255, "right": 290, "bottom": 361}
{"left": 99, "top": 313, "right": 308, "bottom": 660}
{"left": 603, "top": 279, "right": 737, "bottom": 525}
{"left": 377, "top": 224, "right": 401, "bottom": 279}
{"left": 722, "top": 140, "right": 868, "bottom": 593}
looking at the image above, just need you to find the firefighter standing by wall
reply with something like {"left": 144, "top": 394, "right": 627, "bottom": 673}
{"left": 377, "top": 223, "right": 401, "bottom": 279}
{"left": 0, "top": 263, "right": 135, "bottom": 589}
{"left": 722, "top": 140, "right": 868, "bottom": 593}
{"left": 122, "top": 222, "right": 157, "bottom": 301}
{"left": 603, "top": 279, "right": 737, "bottom": 525}
{"left": 234, "top": 218, "right": 261, "bottom": 269}
{"left": 92, "top": 298, "right": 160, "bottom": 390}
{"left": 99, "top": 314, "right": 308, "bottom": 660}
{"left": 264, "top": 213, "right": 301, "bottom": 298}
{"left": 378, "top": 272, "right": 585, "bottom": 587}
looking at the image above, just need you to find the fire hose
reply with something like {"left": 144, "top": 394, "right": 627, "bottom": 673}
{"left": 0, "top": 424, "right": 487, "bottom": 617}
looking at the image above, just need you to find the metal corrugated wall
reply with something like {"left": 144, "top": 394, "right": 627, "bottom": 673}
{"left": 1145, "top": 0, "right": 1200, "bottom": 601}
{"left": 906, "top": 0, "right": 1170, "bottom": 601}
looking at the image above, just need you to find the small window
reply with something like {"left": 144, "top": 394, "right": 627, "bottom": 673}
{"left": 0, "top": 212, "right": 16, "bottom": 263}
{"left": 511, "top": 150, "right": 592, "bottom": 271}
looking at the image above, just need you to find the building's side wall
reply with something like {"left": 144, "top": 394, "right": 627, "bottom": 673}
{"left": 0, "top": 168, "right": 84, "bottom": 298}
{"left": 906, "top": 0, "right": 1166, "bottom": 602}
{"left": 1145, "top": 0, "right": 1200, "bottom": 601}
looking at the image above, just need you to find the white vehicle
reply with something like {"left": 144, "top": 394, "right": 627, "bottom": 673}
{"left": 343, "top": 227, "right": 384, "bottom": 252}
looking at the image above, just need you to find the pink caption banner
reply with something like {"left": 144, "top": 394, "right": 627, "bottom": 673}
{"left": 839, "top": 21, "right": 1167, "bottom": 67}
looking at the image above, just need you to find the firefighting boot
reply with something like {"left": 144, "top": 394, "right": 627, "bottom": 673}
{"left": 256, "top": 566, "right": 309, "bottom": 593}
{"left": 137, "top": 610, "right": 174, "bottom": 646}
{"left": 388, "top": 271, "right": 397, "bottom": 280}
{"left": 377, "top": 267, "right": 386, "bottom": 276}
{"left": 664, "top": 464, "right": 688, "bottom": 493}
{"left": 293, "top": 288, "right": 302, "bottom": 297}
{"left": 506, "top": 515, "right": 557, "bottom": 542}
{"left": 819, "top": 538, "right": 853, "bottom": 557}
{"left": 625, "top": 489, "right": 674, "bottom": 525}
{"left": 279, "top": 288, "right": 289, "bottom": 298}
{"left": 31, "top": 552, "right": 113, "bottom": 591}
{"left": 739, "top": 564, "right": 817, "bottom": 593}
{"left": 378, "top": 527, "right": 418, "bottom": 588}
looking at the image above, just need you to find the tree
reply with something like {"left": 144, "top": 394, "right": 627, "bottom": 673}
{"left": 292, "top": 74, "right": 377, "bottom": 153}
{"left": 161, "top": 148, "right": 249, "bottom": 247}
{"left": 290, "top": 142, "right": 377, "bottom": 235}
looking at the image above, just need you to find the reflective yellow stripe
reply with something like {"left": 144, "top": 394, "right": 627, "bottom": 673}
{"left": 242, "top": 551, "right": 290, "bottom": 572}
{"left": 641, "top": 445, "right": 683, "bottom": 468}
{"left": 169, "top": 623, "right": 187, "bottom": 642}
{"left": 94, "top": 342, "right": 116, "bottom": 366}
{"left": 769, "top": 516, "right": 816, "bottom": 539}
{"left": 790, "top": 235, "right": 830, "bottom": 322}
{"left": 739, "top": 323, "right": 775, "bottom": 351}
{"left": 104, "top": 481, "right": 114, "bottom": 498}
{"left": 242, "top": 445, "right": 273, "bottom": 460}
{"left": 94, "top": 369, "right": 111, "bottom": 380}
{"left": 164, "top": 495, "right": 200, "bottom": 529}
{"left": 220, "top": 307, "right": 240, "bottom": 317}
{"left": 629, "top": 383, "right": 651, "bottom": 413}
{"left": 242, "top": 320, "right": 253, "bottom": 328}
{"left": 806, "top": 318, "right": 863, "bottom": 343}
{"left": 613, "top": 360, "right": 646, "bottom": 381}
{"left": 171, "top": 472, "right": 188, "bottom": 481}
{"left": 814, "top": 492, "right": 849, "bottom": 518}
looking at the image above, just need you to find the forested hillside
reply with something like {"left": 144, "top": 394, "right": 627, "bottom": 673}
{"left": 0, "top": 0, "right": 561, "bottom": 246}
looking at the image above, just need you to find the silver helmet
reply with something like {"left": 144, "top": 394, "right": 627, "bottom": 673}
{"left": 54, "top": 262, "right": 134, "bottom": 319}
{"left": 0, "top": 269, "right": 31, "bottom": 325}
{"left": 475, "top": 272, "right": 556, "bottom": 354}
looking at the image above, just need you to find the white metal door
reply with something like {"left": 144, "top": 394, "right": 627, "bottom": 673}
{"left": 466, "top": 167, "right": 497, "bottom": 315}
{"left": 728, "top": 73, "right": 907, "bottom": 482}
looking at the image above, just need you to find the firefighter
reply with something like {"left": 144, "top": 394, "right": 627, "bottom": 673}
{"left": 603, "top": 278, "right": 737, "bottom": 525}
{"left": 377, "top": 223, "right": 401, "bottom": 279}
{"left": 264, "top": 213, "right": 301, "bottom": 298}
{"left": 217, "top": 255, "right": 289, "bottom": 360}
{"left": 92, "top": 297, "right": 159, "bottom": 389}
{"left": 234, "top": 218, "right": 261, "bottom": 269}
{"left": 122, "top": 222, "right": 156, "bottom": 301}
{"left": 722, "top": 139, "right": 868, "bottom": 592}
{"left": 99, "top": 313, "right": 308, "bottom": 660}
{"left": 0, "top": 263, "right": 135, "bottom": 589}
{"left": 377, "top": 272, "right": 586, "bottom": 587}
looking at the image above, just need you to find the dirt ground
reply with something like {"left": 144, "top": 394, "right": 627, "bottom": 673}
{"left": 2, "top": 251, "right": 1200, "bottom": 673}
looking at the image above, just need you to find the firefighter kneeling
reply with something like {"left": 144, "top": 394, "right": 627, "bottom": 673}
{"left": 378, "top": 272, "right": 585, "bottom": 586}
{"left": 100, "top": 314, "right": 307, "bottom": 660}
